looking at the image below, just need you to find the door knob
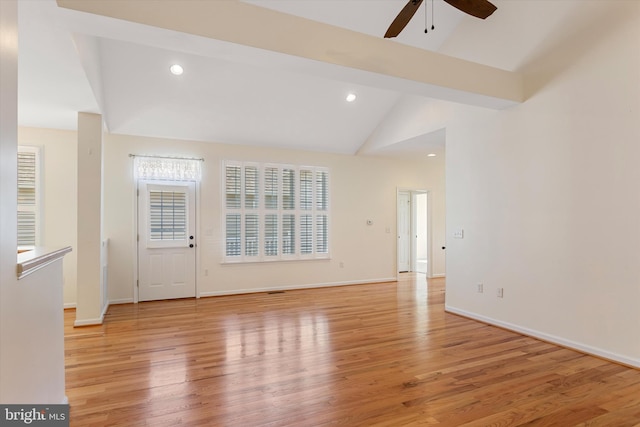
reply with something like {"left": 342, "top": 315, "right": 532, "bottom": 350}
{"left": 189, "top": 244, "right": 194, "bottom": 248}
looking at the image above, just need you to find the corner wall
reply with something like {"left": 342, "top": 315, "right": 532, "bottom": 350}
{"left": 75, "top": 113, "right": 104, "bottom": 324}
{"left": 445, "top": 2, "right": 640, "bottom": 365}
{"left": 1, "top": 0, "right": 66, "bottom": 404}
{"left": 0, "top": 0, "right": 20, "bottom": 403}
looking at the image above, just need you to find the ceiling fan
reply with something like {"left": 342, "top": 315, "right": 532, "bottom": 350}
{"left": 384, "top": 0, "right": 497, "bottom": 38}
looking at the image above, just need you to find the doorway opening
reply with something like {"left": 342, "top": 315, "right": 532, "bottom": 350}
{"left": 397, "top": 189, "right": 431, "bottom": 278}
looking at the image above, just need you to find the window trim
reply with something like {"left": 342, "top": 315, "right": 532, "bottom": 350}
{"left": 222, "top": 160, "right": 330, "bottom": 264}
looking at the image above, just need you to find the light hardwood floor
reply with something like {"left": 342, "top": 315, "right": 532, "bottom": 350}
{"left": 65, "top": 275, "right": 640, "bottom": 426}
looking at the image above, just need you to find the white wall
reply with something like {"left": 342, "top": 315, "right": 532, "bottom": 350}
{"left": 445, "top": 2, "right": 640, "bottom": 365}
{"left": 0, "top": 0, "right": 20, "bottom": 403}
{"left": 0, "top": 0, "right": 66, "bottom": 404}
{"left": 19, "top": 127, "right": 78, "bottom": 307}
{"left": 429, "top": 159, "right": 446, "bottom": 277}
{"left": 103, "top": 134, "right": 446, "bottom": 302}
{"left": 75, "top": 113, "right": 105, "bottom": 325}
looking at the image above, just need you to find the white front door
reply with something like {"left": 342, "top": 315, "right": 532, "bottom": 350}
{"left": 138, "top": 180, "right": 196, "bottom": 301}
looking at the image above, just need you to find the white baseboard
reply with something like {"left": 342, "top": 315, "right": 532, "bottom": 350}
{"left": 199, "top": 277, "right": 397, "bottom": 298}
{"left": 62, "top": 396, "right": 69, "bottom": 405}
{"left": 64, "top": 302, "right": 76, "bottom": 309}
{"left": 73, "top": 302, "right": 109, "bottom": 326}
{"left": 73, "top": 317, "right": 103, "bottom": 327}
{"left": 431, "top": 273, "right": 446, "bottom": 278}
{"left": 445, "top": 305, "right": 640, "bottom": 369}
{"left": 101, "top": 301, "right": 109, "bottom": 318}
{"left": 105, "top": 279, "right": 397, "bottom": 304}
{"left": 109, "top": 298, "right": 134, "bottom": 305}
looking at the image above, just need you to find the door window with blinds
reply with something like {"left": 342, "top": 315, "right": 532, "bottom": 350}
{"left": 224, "top": 161, "right": 330, "bottom": 262}
{"left": 17, "top": 146, "right": 40, "bottom": 248}
{"left": 146, "top": 185, "right": 190, "bottom": 248}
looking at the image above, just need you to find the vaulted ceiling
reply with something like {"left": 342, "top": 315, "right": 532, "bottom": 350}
{"left": 18, "top": 0, "right": 607, "bottom": 156}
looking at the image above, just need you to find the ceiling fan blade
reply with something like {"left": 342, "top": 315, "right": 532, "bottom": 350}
{"left": 443, "top": 0, "right": 497, "bottom": 19}
{"left": 384, "top": 0, "right": 424, "bottom": 38}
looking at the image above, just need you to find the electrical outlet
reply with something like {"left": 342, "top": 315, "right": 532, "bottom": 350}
{"left": 477, "top": 283, "right": 483, "bottom": 293}
{"left": 497, "top": 287, "right": 504, "bottom": 298}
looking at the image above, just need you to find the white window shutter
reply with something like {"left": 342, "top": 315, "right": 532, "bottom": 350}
{"left": 149, "top": 191, "right": 187, "bottom": 241}
{"left": 223, "top": 161, "right": 329, "bottom": 262}
{"left": 17, "top": 148, "right": 39, "bottom": 248}
{"left": 226, "top": 214, "right": 241, "bottom": 257}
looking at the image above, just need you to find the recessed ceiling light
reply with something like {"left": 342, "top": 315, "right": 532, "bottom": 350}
{"left": 346, "top": 93, "right": 357, "bottom": 102}
{"left": 170, "top": 64, "right": 184, "bottom": 76}
{"left": 427, "top": 153, "right": 437, "bottom": 157}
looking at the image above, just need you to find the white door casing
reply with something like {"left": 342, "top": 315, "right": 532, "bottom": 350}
{"left": 414, "top": 192, "right": 428, "bottom": 275}
{"left": 397, "top": 191, "right": 411, "bottom": 272}
{"left": 397, "top": 189, "right": 431, "bottom": 277}
{"left": 138, "top": 180, "right": 196, "bottom": 301}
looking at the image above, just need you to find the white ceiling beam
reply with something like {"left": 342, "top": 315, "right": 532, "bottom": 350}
{"left": 57, "top": 0, "right": 523, "bottom": 109}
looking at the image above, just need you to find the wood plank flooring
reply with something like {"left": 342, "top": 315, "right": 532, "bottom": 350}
{"left": 65, "top": 275, "right": 640, "bottom": 426}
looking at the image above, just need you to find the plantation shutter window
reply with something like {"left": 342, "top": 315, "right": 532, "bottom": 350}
{"left": 300, "top": 214, "right": 313, "bottom": 255}
{"left": 264, "top": 166, "right": 279, "bottom": 257}
{"left": 245, "top": 166, "right": 259, "bottom": 210}
{"left": 265, "top": 167, "right": 278, "bottom": 210}
{"left": 315, "top": 170, "right": 329, "bottom": 254}
{"left": 149, "top": 191, "right": 187, "bottom": 241}
{"left": 17, "top": 147, "right": 40, "bottom": 248}
{"left": 300, "top": 169, "right": 313, "bottom": 211}
{"left": 144, "top": 184, "right": 192, "bottom": 249}
{"left": 226, "top": 214, "right": 241, "bottom": 257}
{"left": 282, "top": 214, "right": 295, "bottom": 255}
{"left": 245, "top": 214, "right": 259, "bottom": 257}
{"left": 226, "top": 165, "right": 241, "bottom": 209}
{"left": 316, "top": 171, "right": 329, "bottom": 211}
{"left": 265, "top": 214, "right": 278, "bottom": 256}
{"left": 316, "top": 215, "right": 329, "bottom": 254}
{"left": 282, "top": 168, "right": 295, "bottom": 210}
{"left": 223, "top": 161, "right": 329, "bottom": 262}
{"left": 17, "top": 212, "right": 36, "bottom": 248}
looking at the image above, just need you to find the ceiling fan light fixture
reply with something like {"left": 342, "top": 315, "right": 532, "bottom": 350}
{"left": 346, "top": 93, "right": 357, "bottom": 102}
{"left": 385, "top": 0, "right": 496, "bottom": 38}
{"left": 170, "top": 64, "right": 184, "bottom": 76}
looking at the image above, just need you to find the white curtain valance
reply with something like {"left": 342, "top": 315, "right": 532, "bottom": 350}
{"left": 134, "top": 156, "right": 202, "bottom": 181}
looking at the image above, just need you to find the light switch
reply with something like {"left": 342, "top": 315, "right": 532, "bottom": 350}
{"left": 453, "top": 228, "right": 464, "bottom": 239}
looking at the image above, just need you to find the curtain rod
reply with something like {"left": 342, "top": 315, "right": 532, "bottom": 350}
{"left": 129, "top": 154, "right": 204, "bottom": 162}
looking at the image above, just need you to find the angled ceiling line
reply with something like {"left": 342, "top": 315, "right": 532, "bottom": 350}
{"left": 56, "top": 0, "right": 523, "bottom": 109}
